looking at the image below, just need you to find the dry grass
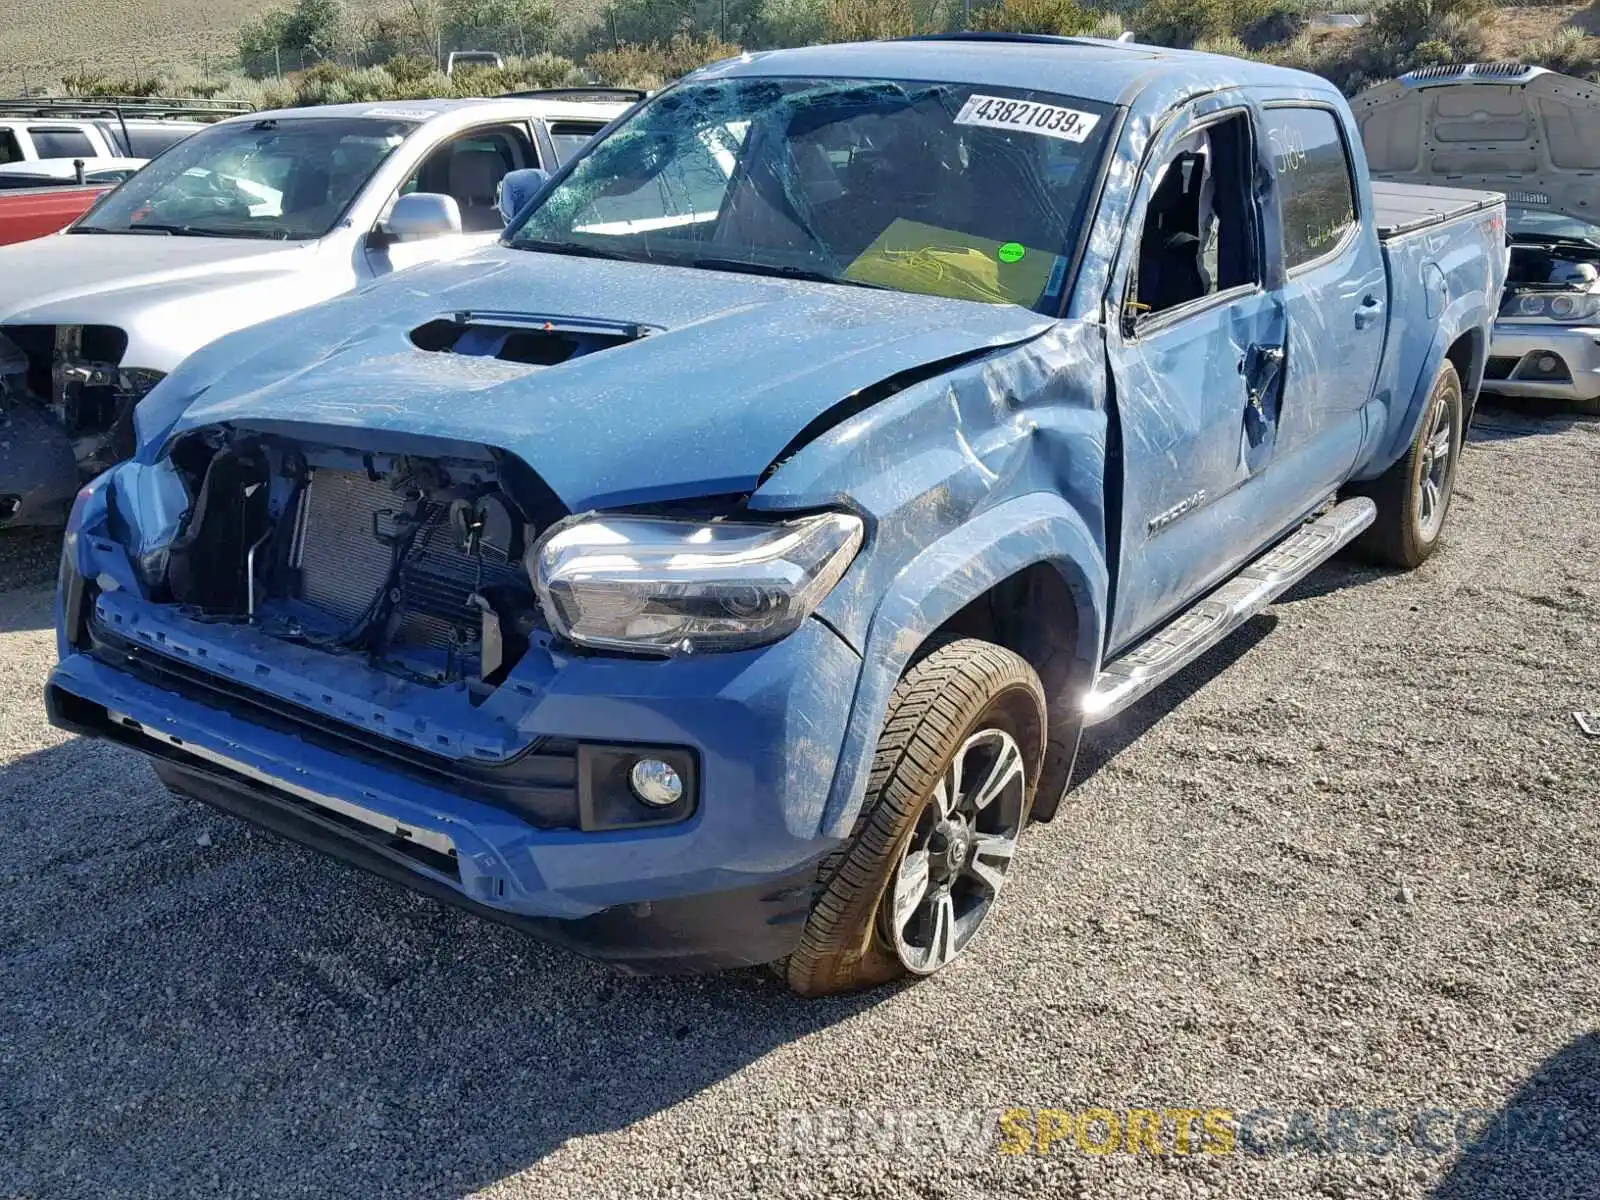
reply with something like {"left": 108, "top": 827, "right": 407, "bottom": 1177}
{"left": 2, "top": 0, "right": 1598, "bottom": 97}
{"left": 0, "top": 0, "right": 399, "bottom": 92}
{"left": 0, "top": 0, "right": 609, "bottom": 94}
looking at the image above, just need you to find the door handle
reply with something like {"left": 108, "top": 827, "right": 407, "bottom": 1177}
{"left": 1354, "top": 294, "right": 1384, "bottom": 329}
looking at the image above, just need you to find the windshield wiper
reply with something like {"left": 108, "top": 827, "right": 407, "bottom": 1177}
{"left": 690, "top": 257, "right": 888, "bottom": 290}
{"left": 1510, "top": 231, "right": 1600, "bottom": 251}
{"left": 70, "top": 224, "right": 168, "bottom": 235}
{"left": 511, "top": 238, "right": 635, "bottom": 261}
{"left": 115, "top": 222, "right": 275, "bottom": 239}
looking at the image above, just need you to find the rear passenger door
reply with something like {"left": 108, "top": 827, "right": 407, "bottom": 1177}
{"left": 1104, "top": 95, "right": 1290, "bottom": 653}
{"left": 1261, "top": 102, "right": 1385, "bottom": 511}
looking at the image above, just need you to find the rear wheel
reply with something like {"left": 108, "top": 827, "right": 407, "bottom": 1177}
{"left": 785, "top": 639, "right": 1045, "bottom": 998}
{"left": 1349, "top": 360, "right": 1464, "bottom": 569}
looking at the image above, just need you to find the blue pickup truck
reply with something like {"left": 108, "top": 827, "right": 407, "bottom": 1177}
{"left": 46, "top": 35, "right": 1506, "bottom": 995}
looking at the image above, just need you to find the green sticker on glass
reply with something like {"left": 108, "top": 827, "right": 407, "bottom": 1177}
{"left": 997, "top": 242, "right": 1025, "bottom": 264}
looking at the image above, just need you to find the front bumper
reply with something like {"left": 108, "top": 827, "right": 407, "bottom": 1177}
{"left": 153, "top": 754, "right": 820, "bottom": 974}
{"left": 1482, "top": 321, "right": 1600, "bottom": 403}
{"left": 47, "top": 591, "right": 864, "bottom": 973}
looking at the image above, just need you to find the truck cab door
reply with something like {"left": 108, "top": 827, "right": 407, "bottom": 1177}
{"left": 1104, "top": 95, "right": 1289, "bottom": 654}
{"left": 1258, "top": 102, "right": 1384, "bottom": 509}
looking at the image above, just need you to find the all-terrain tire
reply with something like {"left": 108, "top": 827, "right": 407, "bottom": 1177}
{"left": 784, "top": 639, "right": 1046, "bottom": 998}
{"left": 1348, "top": 360, "right": 1464, "bottom": 569}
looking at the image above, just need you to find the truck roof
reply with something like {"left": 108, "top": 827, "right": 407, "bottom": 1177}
{"left": 699, "top": 34, "right": 1335, "bottom": 109}
{"left": 233, "top": 96, "right": 629, "bottom": 126}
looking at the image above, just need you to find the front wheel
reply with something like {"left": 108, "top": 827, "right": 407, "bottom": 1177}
{"left": 1348, "top": 360, "right": 1464, "bottom": 569}
{"left": 784, "top": 639, "right": 1045, "bottom": 998}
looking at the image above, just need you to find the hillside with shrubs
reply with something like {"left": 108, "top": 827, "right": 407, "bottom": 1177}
{"left": 5, "top": 0, "right": 1600, "bottom": 109}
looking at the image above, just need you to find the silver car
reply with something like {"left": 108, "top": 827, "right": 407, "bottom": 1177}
{"left": 0, "top": 95, "right": 631, "bottom": 528}
{"left": 1354, "top": 62, "right": 1600, "bottom": 411}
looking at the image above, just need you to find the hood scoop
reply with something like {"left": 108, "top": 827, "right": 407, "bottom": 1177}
{"left": 409, "top": 310, "right": 660, "bottom": 368}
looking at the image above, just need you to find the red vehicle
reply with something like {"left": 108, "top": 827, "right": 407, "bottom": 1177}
{"left": 0, "top": 182, "right": 112, "bottom": 245}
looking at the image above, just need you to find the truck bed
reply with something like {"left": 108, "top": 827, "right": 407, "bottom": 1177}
{"left": 1368, "top": 179, "right": 1507, "bottom": 474}
{"left": 1372, "top": 180, "right": 1504, "bottom": 240}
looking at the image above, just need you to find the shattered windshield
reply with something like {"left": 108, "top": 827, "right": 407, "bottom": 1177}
{"left": 508, "top": 76, "right": 1114, "bottom": 313}
{"left": 73, "top": 116, "right": 416, "bottom": 241}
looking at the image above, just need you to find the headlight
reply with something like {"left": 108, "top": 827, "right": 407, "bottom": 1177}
{"left": 1504, "top": 289, "right": 1600, "bottom": 322}
{"left": 531, "top": 511, "right": 865, "bottom": 656}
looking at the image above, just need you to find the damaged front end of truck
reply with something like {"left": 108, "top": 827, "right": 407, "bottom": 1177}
{"left": 0, "top": 324, "right": 162, "bottom": 528}
{"left": 51, "top": 413, "right": 872, "bottom": 969}
{"left": 43, "top": 248, "right": 1104, "bottom": 973}
{"left": 44, "top": 51, "right": 1127, "bottom": 981}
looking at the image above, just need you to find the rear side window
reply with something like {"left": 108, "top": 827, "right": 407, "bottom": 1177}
{"left": 1266, "top": 107, "right": 1358, "bottom": 269}
{"left": 546, "top": 121, "right": 606, "bottom": 165}
{"left": 29, "top": 127, "right": 97, "bottom": 159}
{"left": 124, "top": 126, "right": 197, "bottom": 157}
{"left": 0, "top": 129, "right": 20, "bottom": 164}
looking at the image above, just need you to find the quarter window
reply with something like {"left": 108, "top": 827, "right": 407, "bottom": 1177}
{"left": 1268, "top": 107, "right": 1358, "bottom": 269}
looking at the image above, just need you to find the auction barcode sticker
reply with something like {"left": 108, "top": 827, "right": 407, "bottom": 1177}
{"left": 954, "top": 95, "right": 1101, "bottom": 143}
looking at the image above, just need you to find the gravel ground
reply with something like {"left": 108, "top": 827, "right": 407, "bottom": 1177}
{"left": 1, "top": 401, "right": 1596, "bottom": 1200}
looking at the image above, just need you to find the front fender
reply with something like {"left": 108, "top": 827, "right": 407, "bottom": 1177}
{"left": 817, "top": 491, "right": 1108, "bottom": 839}
{"left": 1355, "top": 292, "right": 1489, "bottom": 481}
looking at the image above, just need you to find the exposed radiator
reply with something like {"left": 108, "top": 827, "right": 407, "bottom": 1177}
{"left": 291, "top": 468, "right": 530, "bottom": 650}
{"left": 293, "top": 469, "right": 402, "bottom": 627}
{"left": 397, "top": 516, "right": 524, "bottom": 649}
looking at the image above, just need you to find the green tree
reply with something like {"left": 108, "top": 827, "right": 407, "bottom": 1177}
{"left": 443, "top": 0, "right": 557, "bottom": 55}
{"left": 968, "top": 0, "right": 1098, "bottom": 35}
{"left": 239, "top": 0, "right": 345, "bottom": 72}
{"left": 283, "top": 0, "right": 345, "bottom": 59}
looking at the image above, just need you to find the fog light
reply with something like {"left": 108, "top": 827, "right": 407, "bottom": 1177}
{"left": 629, "top": 758, "right": 684, "bottom": 807}
{"left": 1538, "top": 354, "right": 1559, "bottom": 373}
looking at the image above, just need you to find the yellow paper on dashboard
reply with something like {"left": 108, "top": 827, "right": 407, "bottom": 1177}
{"left": 843, "top": 219, "right": 1057, "bottom": 307}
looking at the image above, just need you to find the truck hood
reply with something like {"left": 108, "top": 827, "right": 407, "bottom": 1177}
{"left": 164, "top": 247, "right": 1057, "bottom": 510}
{"left": 1353, "top": 64, "right": 1600, "bottom": 229}
{"left": 0, "top": 233, "right": 317, "bottom": 325}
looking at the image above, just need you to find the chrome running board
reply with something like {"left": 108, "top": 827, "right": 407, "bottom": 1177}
{"left": 1083, "top": 497, "right": 1376, "bottom": 725}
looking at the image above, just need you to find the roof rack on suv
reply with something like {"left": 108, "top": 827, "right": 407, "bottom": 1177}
{"left": 499, "top": 87, "right": 648, "bottom": 104}
{"left": 0, "top": 96, "right": 253, "bottom": 121}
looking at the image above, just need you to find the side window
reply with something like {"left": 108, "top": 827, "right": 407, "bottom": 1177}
{"left": 125, "top": 126, "right": 198, "bottom": 158}
{"left": 546, "top": 121, "right": 606, "bottom": 166}
{"left": 402, "top": 125, "right": 537, "bottom": 232}
{"left": 1128, "top": 111, "right": 1260, "bottom": 322}
{"left": 28, "top": 127, "right": 98, "bottom": 159}
{"left": 1267, "top": 107, "right": 1358, "bottom": 269}
{"left": 0, "top": 129, "right": 20, "bottom": 164}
